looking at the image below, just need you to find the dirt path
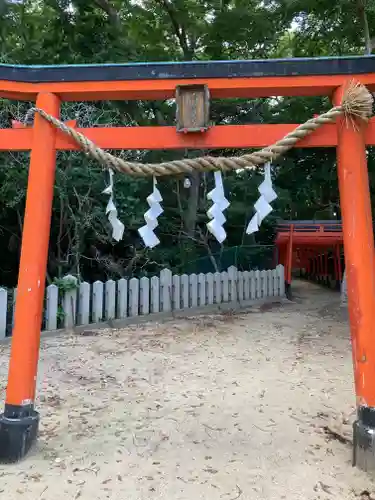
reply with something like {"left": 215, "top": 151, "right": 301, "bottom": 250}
{"left": 0, "top": 280, "right": 374, "bottom": 499}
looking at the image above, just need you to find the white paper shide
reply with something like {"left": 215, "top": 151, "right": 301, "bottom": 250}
{"left": 246, "top": 163, "right": 277, "bottom": 235}
{"left": 206, "top": 171, "right": 230, "bottom": 243}
{"left": 138, "top": 177, "right": 163, "bottom": 249}
{"left": 102, "top": 168, "right": 125, "bottom": 242}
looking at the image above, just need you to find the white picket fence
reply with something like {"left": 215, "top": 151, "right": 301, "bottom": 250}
{"left": 0, "top": 265, "right": 284, "bottom": 339}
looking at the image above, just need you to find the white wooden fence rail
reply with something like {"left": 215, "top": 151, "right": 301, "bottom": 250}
{"left": 0, "top": 265, "right": 284, "bottom": 339}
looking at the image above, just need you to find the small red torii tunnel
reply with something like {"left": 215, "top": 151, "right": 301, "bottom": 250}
{"left": 275, "top": 220, "right": 344, "bottom": 292}
{"left": 0, "top": 56, "right": 375, "bottom": 471}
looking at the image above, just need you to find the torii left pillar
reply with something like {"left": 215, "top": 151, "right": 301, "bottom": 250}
{"left": 0, "top": 93, "right": 59, "bottom": 461}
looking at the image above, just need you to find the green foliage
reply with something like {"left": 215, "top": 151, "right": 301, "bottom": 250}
{"left": 0, "top": 0, "right": 373, "bottom": 285}
{"left": 53, "top": 277, "right": 79, "bottom": 292}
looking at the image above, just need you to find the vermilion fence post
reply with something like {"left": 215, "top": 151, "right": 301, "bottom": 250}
{"left": 333, "top": 247, "right": 338, "bottom": 282}
{"left": 324, "top": 252, "right": 328, "bottom": 278}
{"left": 336, "top": 244, "right": 342, "bottom": 282}
{"left": 306, "top": 249, "right": 311, "bottom": 275}
{"left": 0, "top": 92, "right": 60, "bottom": 462}
{"left": 285, "top": 225, "right": 294, "bottom": 298}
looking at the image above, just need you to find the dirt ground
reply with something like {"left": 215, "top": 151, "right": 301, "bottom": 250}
{"left": 0, "top": 280, "right": 374, "bottom": 500}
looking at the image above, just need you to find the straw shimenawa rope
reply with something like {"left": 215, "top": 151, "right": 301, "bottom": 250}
{"left": 25, "top": 80, "right": 373, "bottom": 177}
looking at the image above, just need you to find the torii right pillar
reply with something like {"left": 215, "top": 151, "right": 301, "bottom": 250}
{"left": 334, "top": 85, "right": 375, "bottom": 471}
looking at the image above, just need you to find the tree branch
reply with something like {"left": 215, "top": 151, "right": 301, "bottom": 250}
{"left": 155, "top": 0, "right": 192, "bottom": 59}
{"left": 94, "top": 0, "right": 121, "bottom": 29}
{"left": 358, "top": 0, "right": 373, "bottom": 55}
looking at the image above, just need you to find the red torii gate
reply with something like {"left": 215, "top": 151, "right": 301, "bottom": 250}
{"left": 0, "top": 57, "right": 375, "bottom": 470}
{"left": 276, "top": 220, "right": 344, "bottom": 290}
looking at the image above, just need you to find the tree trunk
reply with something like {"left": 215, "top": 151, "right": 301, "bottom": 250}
{"left": 358, "top": 0, "right": 373, "bottom": 54}
{"left": 157, "top": 0, "right": 202, "bottom": 238}
{"left": 184, "top": 171, "right": 200, "bottom": 236}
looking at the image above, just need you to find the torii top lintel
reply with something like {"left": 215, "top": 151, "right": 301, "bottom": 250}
{"left": 1, "top": 55, "right": 375, "bottom": 152}
{"left": 1, "top": 55, "right": 375, "bottom": 101}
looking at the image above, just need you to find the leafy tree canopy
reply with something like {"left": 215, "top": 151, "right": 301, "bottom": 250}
{"left": 0, "top": 0, "right": 373, "bottom": 284}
